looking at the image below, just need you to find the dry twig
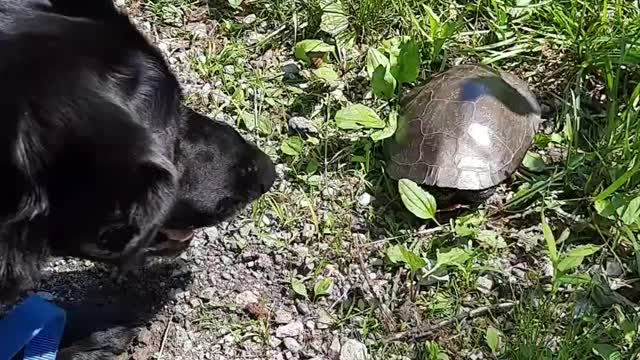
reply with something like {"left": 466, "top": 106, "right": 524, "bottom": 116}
{"left": 386, "top": 301, "right": 518, "bottom": 342}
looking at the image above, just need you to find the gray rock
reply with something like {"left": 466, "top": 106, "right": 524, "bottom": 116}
{"left": 305, "top": 320, "right": 315, "bottom": 330}
{"left": 606, "top": 259, "right": 624, "bottom": 277}
{"left": 137, "top": 328, "right": 153, "bottom": 345}
{"left": 213, "top": 112, "right": 234, "bottom": 126}
{"left": 275, "top": 309, "right": 294, "bottom": 324}
{"left": 284, "top": 337, "right": 303, "bottom": 353}
{"left": 358, "top": 193, "right": 372, "bottom": 207}
{"left": 223, "top": 65, "right": 236, "bottom": 75}
{"left": 340, "top": 339, "right": 368, "bottom": 360}
{"left": 283, "top": 63, "right": 301, "bottom": 80}
{"left": 270, "top": 336, "right": 283, "bottom": 348}
{"left": 476, "top": 275, "right": 494, "bottom": 294}
{"left": 243, "top": 14, "right": 257, "bottom": 24}
{"left": 296, "top": 302, "right": 311, "bottom": 316}
{"left": 186, "top": 22, "right": 208, "bottom": 38}
{"left": 204, "top": 226, "right": 219, "bottom": 240}
{"left": 289, "top": 116, "right": 318, "bottom": 134}
{"left": 235, "top": 291, "right": 259, "bottom": 308}
{"left": 316, "top": 309, "right": 333, "bottom": 330}
{"left": 329, "top": 337, "right": 341, "bottom": 359}
{"left": 276, "top": 321, "right": 304, "bottom": 338}
{"left": 294, "top": 246, "right": 309, "bottom": 259}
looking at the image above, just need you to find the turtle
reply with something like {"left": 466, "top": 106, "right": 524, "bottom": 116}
{"left": 385, "top": 64, "right": 543, "bottom": 207}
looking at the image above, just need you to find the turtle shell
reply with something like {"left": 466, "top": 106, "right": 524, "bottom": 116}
{"left": 386, "top": 65, "right": 542, "bottom": 191}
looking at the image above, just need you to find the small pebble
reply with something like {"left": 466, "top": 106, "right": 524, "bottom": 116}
{"left": 283, "top": 337, "right": 302, "bottom": 353}
{"left": 358, "top": 193, "right": 372, "bottom": 207}
{"left": 340, "top": 339, "right": 368, "bottom": 360}
{"left": 476, "top": 275, "right": 494, "bottom": 294}
{"left": 243, "top": 14, "right": 257, "bottom": 24}
{"left": 223, "top": 65, "right": 236, "bottom": 75}
{"left": 276, "top": 321, "right": 304, "bottom": 338}
{"left": 296, "top": 302, "right": 311, "bottom": 316}
{"left": 275, "top": 309, "right": 294, "bottom": 324}
{"left": 235, "top": 291, "right": 259, "bottom": 308}
{"left": 606, "top": 259, "right": 624, "bottom": 277}
{"left": 288, "top": 116, "right": 318, "bottom": 134}
{"left": 329, "top": 337, "right": 341, "bottom": 358}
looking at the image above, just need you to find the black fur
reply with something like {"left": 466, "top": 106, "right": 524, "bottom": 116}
{"left": 0, "top": 0, "right": 276, "bottom": 357}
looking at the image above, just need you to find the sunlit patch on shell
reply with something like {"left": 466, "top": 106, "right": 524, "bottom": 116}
{"left": 467, "top": 123, "right": 492, "bottom": 147}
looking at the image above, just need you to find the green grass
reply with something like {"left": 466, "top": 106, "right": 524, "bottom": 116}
{"left": 140, "top": 0, "right": 640, "bottom": 358}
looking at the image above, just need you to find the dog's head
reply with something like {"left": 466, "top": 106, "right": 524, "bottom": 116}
{"left": 142, "top": 108, "right": 276, "bottom": 257}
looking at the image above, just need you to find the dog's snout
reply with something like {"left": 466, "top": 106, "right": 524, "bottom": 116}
{"left": 247, "top": 151, "right": 276, "bottom": 195}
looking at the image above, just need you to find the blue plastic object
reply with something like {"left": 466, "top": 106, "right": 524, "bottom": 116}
{"left": 0, "top": 295, "right": 66, "bottom": 360}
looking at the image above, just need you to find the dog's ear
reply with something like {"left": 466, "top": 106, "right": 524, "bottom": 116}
{"left": 48, "top": 0, "right": 119, "bottom": 19}
{"left": 117, "top": 149, "right": 179, "bottom": 269}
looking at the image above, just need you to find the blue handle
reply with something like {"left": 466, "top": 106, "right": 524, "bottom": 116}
{"left": 0, "top": 295, "right": 66, "bottom": 360}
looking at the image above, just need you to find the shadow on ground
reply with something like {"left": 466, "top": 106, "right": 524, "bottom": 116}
{"left": 19, "top": 260, "right": 194, "bottom": 357}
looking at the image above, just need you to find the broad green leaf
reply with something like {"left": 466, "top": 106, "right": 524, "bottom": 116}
{"left": 386, "top": 244, "right": 426, "bottom": 272}
{"left": 390, "top": 39, "right": 420, "bottom": 84}
{"left": 239, "top": 110, "right": 256, "bottom": 131}
{"left": 557, "top": 244, "right": 601, "bottom": 272}
{"left": 306, "top": 159, "right": 319, "bottom": 174}
{"left": 291, "top": 278, "right": 308, "bottom": 298}
{"left": 398, "top": 178, "right": 437, "bottom": 220}
{"left": 556, "top": 255, "right": 585, "bottom": 273}
{"left": 400, "top": 247, "right": 427, "bottom": 273}
{"left": 541, "top": 212, "right": 557, "bottom": 262}
{"left": 593, "top": 159, "right": 640, "bottom": 202}
{"left": 371, "top": 110, "right": 398, "bottom": 142}
{"left": 335, "top": 30, "right": 356, "bottom": 50}
{"left": 320, "top": 0, "right": 349, "bottom": 37}
{"left": 256, "top": 115, "right": 273, "bottom": 135}
{"left": 436, "top": 247, "right": 471, "bottom": 268}
{"left": 305, "top": 174, "right": 322, "bottom": 187}
{"left": 371, "top": 65, "right": 396, "bottom": 99}
{"left": 228, "top": 0, "right": 242, "bottom": 8}
{"left": 281, "top": 136, "right": 304, "bottom": 156}
{"left": 621, "top": 319, "right": 636, "bottom": 346}
{"left": 485, "top": 326, "right": 502, "bottom": 354}
{"left": 313, "top": 278, "right": 334, "bottom": 297}
{"left": 312, "top": 66, "right": 339, "bottom": 86}
{"left": 619, "top": 196, "right": 640, "bottom": 225}
{"left": 594, "top": 194, "right": 625, "bottom": 219}
{"left": 564, "top": 244, "right": 602, "bottom": 258}
{"left": 453, "top": 212, "right": 485, "bottom": 237}
{"left": 381, "top": 36, "right": 411, "bottom": 57}
{"left": 592, "top": 344, "right": 622, "bottom": 360}
{"left": 476, "top": 230, "right": 507, "bottom": 249}
{"left": 386, "top": 244, "right": 403, "bottom": 264}
{"left": 381, "top": 36, "right": 410, "bottom": 73}
{"left": 522, "top": 151, "right": 546, "bottom": 172}
{"left": 294, "top": 40, "right": 334, "bottom": 64}
{"left": 334, "top": 104, "right": 385, "bottom": 130}
{"left": 365, "top": 48, "right": 390, "bottom": 78}
{"left": 557, "top": 228, "right": 571, "bottom": 244}
{"left": 550, "top": 132, "right": 564, "bottom": 143}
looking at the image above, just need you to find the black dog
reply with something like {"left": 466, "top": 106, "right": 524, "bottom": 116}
{"left": 0, "top": 0, "right": 275, "bottom": 357}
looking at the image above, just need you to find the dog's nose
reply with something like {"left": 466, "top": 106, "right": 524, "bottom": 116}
{"left": 256, "top": 151, "right": 276, "bottom": 195}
